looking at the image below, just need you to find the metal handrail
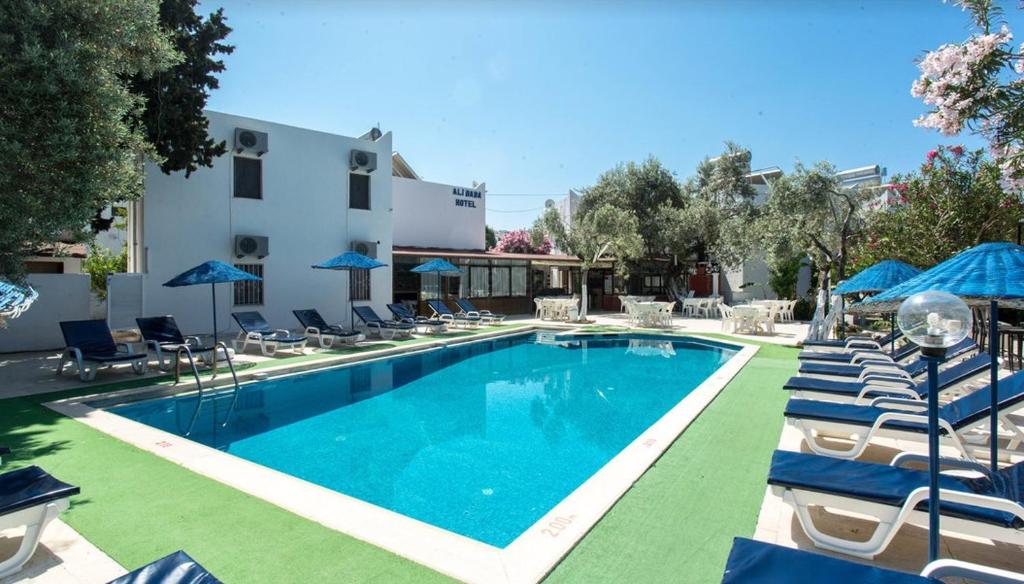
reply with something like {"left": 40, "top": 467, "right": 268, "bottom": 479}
{"left": 177, "top": 343, "right": 242, "bottom": 437}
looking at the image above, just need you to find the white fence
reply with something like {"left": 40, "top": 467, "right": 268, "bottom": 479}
{"left": 0, "top": 274, "right": 92, "bottom": 352}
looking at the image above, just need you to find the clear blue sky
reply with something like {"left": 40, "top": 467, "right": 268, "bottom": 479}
{"left": 200, "top": 0, "right": 1021, "bottom": 230}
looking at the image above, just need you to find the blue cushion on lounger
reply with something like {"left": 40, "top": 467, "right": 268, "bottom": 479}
{"left": 783, "top": 354, "right": 991, "bottom": 399}
{"left": 59, "top": 320, "right": 148, "bottom": 361}
{"left": 798, "top": 338, "right": 975, "bottom": 378}
{"left": 427, "top": 300, "right": 480, "bottom": 321}
{"left": 108, "top": 550, "right": 221, "bottom": 584}
{"left": 798, "top": 341, "right": 919, "bottom": 363}
{"left": 387, "top": 303, "right": 446, "bottom": 327}
{"left": 0, "top": 465, "right": 79, "bottom": 516}
{"left": 721, "top": 537, "right": 930, "bottom": 583}
{"left": 802, "top": 330, "right": 900, "bottom": 349}
{"left": 232, "top": 312, "right": 306, "bottom": 343}
{"left": 785, "top": 372, "right": 1024, "bottom": 434}
{"left": 292, "top": 309, "right": 360, "bottom": 337}
{"left": 768, "top": 450, "right": 1024, "bottom": 528}
{"left": 353, "top": 306, "right": 416, "bottom": 330}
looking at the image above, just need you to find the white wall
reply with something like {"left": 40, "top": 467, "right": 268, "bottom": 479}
{"left": 0, "top": 274, "right": 92, "bottom": 352}
{"left": 392, "top": 177, "right": 485, "bottom": 250}
{"left": 136, "top": 111, "right": 393, "bottom": 336}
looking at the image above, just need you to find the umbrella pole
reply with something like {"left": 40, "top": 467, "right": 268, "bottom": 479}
{"left": 990, "top": 300, "right": 1000, "bottom": 475}
{"left": 890, "top": 312, "right": 896, "bottom": 356}
{"left": 925, "top": 352, "right": 943, "bottom": 563}
{"left": 212, "top": 283, "right": 218, "bottom": 346}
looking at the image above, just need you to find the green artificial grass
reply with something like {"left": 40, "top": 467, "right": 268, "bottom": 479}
{"left": 544, "top": 338, "right": 798, "bottom": 584}
{"left": 0, "top": 328, "right": 796, "bottom": 583}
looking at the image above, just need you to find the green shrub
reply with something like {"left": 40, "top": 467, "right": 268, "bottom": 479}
{"left": 83, "top": 244, "right": 127, "bottom": 299}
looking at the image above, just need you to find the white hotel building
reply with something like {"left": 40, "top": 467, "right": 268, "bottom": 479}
{"left": 120, "top": 110, "right": 581, "bottom": 338}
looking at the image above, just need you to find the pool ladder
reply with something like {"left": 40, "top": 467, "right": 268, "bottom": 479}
{"left": 174, "top": 342, "right": 241, "bottom": 437}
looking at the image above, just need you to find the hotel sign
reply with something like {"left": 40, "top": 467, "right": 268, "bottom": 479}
{"left": 453, "top": 187, "right": 482, "bottom": 208}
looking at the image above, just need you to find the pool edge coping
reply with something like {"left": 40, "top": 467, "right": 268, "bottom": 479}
{"left": 45, "top": 328, "right": 759, "bottom": 584}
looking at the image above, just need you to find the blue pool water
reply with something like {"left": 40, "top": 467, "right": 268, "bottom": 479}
{"left": 110, "top": 333, "right": 737, "bottom": 547}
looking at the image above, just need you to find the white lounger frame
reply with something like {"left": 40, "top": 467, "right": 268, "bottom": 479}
{"left": 360, "top": 321, "right": 413, "bottom": 340}
{"left": 775, "top": 454, "right": 1024, "bottom": 559}
{"left": 56, "top": 344, "right": 147, "bottom": 382}
{"left": 233, "top": 330, "right": 307, "bottom": 357}
{"left": 0, "top": 497, "right": 70, "bottom": 578}
{"left": 303, "top": 326, "right": 364, "bottom": 349}
{"left": 788, "top": 396, "right": 1024, "bottom": 463}
{"left": 801, "top": 337, "right": 887, "bottom": 354}
{"left": 432, "top": 312, "right": 479, "bottom": 329}
{"left": 789, "top": 371, "right": 988, "bottom": 405}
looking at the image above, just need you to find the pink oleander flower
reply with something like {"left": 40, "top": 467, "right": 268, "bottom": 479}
{"left": 950, "top": 145, "right": 965, "bottom": 156}
{"left": 927, "top": 149, "right": 939, "bottom": 161}
{"left": 493, "top": 229, "right": 552, "bottom": 254}
{"left": 911, "top": 26, "right": 1013, "bottom": 135}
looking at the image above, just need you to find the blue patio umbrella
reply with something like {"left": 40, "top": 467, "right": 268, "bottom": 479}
{"left": 163, "top": 260, "right": 261, "bottom": 346}
{"left": 834, "top": 259, "right": 923, "bottom": 353}
{"left": 312, "top": 251, "right": 387, "bottom": 327}
{"left": 0, "top": 280, "right": 38, "bottom": 320}
{"left": 411, "top": 258, "right": 461, "bottom": 303}
{"left": 856, "top": 242, "right": 1024, "bottom": 468}
{"left": 833, "top": 260, "right": 922, "bottom": 295}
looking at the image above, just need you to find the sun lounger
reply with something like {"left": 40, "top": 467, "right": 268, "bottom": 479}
{"left": 427, "top": 299, "right": 480, "bottom": 328}
{"left": 454, "top": 298, "right": 505, "bottom": 323}
{"left": 230, "top": 312, "right": 307, "bottom": 356}
{"left": 352, "top": 306, "right": 415, "bottom": 340}
{"left": 136, "top": 315, "right": 228, "bottom": 371}
{"left": 785, "top": 370, "right": 1024, "bottom": 462}
{"left": 57, "top": 319, "right": 148, "bottom": 382}
{"left": 768, "top": 449, "right": 1024, "bottom": 559}
{"left": 292, "top": 309, "right": 363, "bottom": 348}
{"left": 800, "top": 330, "right": 902, "bottom": 353}
{"left": 797, "top": 338, "right": 976, "bottom": 382}
{"left": 798, "top": 339, "right": 919, "bottom": 364}
{"left": 108, "top": 550, "right": 221, "bottom": 584}
{"left": 784, "top": 353, "right": 992, "bottom": 404}
{"left": 386, "top": 303, "right": 447, "bottom": 334}
{"left": 721, "top": 536, "right": 1024, "bottom": 583}
{"left": 0, "top": 466, "right": 80, "bottom": 579}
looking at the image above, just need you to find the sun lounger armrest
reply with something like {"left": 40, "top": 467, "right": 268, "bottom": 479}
{"left": 185, "top": 336, "right": 203, "bottom": 347}
{"left": 923, "top": 559, "right": 1024, "bottom": 584}
{"left": 934, "top": 489, "right": 1024, "bottom": 522}
{"left": 461, "top": 310, "right": 481, "bottom": 317}
{"left": 855, "top": 384, "right": 921, "bottom": 404}
{"left": 869, "top": 396, "right": 928, "bottom": 410}
{"left": 850, "top": 352, "right": 893, "bottom": 365}
{"left": 858, "top": 366, "right": 911, "bottom": 382}
{"left": 275, "top": 329, "right": 290, "bottom": 336}
{"left": 891, "top": 452, "right": 994, "bottom": 477}
{"left": 304, "top": 326, "right": 322, "bottom": 336}
{"left": 115, "top": 342, "right": 133, "bottom": 353}
{"left": 844, "top": 339, "right": 882, "bottom": 351}
{"left": 858, "top": 373, "right": 915, "bottom": 387}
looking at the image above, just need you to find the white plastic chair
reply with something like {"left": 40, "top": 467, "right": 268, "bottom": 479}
{"left": 719, "top": 304, "right": 735, "bottom": 332}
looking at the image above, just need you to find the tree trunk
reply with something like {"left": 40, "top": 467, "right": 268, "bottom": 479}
{"left": 579, "top": 267, "right": 589, "bottom": 320}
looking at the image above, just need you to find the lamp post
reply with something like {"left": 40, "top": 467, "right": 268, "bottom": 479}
{"left": 895, "top": 290, "right": 972, "bottom": 563}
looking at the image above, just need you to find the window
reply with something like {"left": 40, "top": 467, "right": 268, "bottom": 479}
{"left": 491, "top": 266, "right": 510, "bottom": 297}
{"left": 233, "top": 157, "right": 262, "bottom": 199}
{"left": 233, "top": 263, "right": 264, "bottom": 305}
{"left": 469, "top": 266, "right": 489, "bottom": 297}
{"left": 349, "top": 173, "right": 370, "bottom": 210}
{"left": 511, "top": 266, "right": 528, "bottom": 296}
{"left": 350, "top": 268, "right": 371, "bottom": 301}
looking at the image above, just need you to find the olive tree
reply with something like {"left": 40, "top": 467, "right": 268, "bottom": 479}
{"left": 540, "top": 205, "right": 644, "bottom": 320}
{"left": 758, "top": 162, "right": 872, "bottom": 291}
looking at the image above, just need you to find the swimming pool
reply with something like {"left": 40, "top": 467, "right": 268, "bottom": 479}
{"left": 109, "top": 332, "right": 738, "bottom": 548}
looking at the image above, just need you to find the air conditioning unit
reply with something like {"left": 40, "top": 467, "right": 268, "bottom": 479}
{"left": 351, "top": 240, "right": 377, "bottom": 258}
{"left": 349, "top": 149, "right": 377, "bottom": 173}
{"left": 235, "top": 235, "right": 269, "bottom": 259}
{"left": 234, "top": 128, "right": 269, "bottom": 156}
